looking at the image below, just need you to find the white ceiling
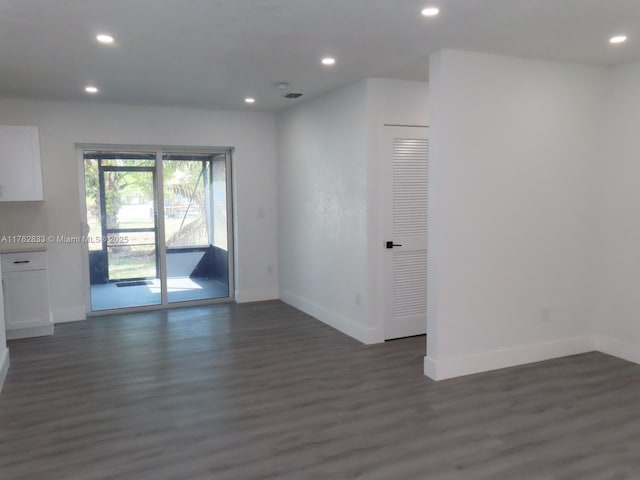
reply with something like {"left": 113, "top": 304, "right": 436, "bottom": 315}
{"left": 1, "top": 0, "right": 639, "bottom": 111}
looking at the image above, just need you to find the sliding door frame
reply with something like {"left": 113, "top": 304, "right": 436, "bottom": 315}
{"left": 77, "top": 144, "right": 235, "bottom": 317}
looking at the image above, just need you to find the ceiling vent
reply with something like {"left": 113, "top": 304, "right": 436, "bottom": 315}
{"left": 283, "top": 92, "right": 303, "bottom": 99}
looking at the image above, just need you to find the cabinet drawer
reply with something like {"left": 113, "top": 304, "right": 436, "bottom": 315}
{"left": 1, "top": 251, "right": 47, "bottom": 272}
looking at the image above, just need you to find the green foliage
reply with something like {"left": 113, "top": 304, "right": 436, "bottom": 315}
{"left": 84, "top": 156, "right": 209, "bottom": 243}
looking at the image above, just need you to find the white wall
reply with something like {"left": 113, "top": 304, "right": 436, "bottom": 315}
{"left": 366, "top": 79, "right": 430, "bottom": 127}
{"left": 0, "top": 97, "right": 279, "bottom": 321}
{"left": 426, "top": 50, "right": 605, "bottom": 380}
{"left": 277, "top": 81, "right": 374, "bottom": 341}
{"left": 595, "top": 61, "right": 640, "bottom": 363}
{"left": 277, "top": 79, "right": 429, "bottom": 344}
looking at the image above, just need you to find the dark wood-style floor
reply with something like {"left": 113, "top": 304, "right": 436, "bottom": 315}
{"left": 1, "top": 301, "right": 640, "bottom": 479}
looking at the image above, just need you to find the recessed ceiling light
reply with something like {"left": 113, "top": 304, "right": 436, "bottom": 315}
{"left": 421, "top": 6, "right": 440, "bottom": 17}
{"left": 321, "top": 57, "right": 336, "bottom": 66}
{"left": 96, "top": 34, "right": 115, "bottom": 44}
{"left": 610, "top": 35, "right": 628, "bottom": 44}
{"left": 245, "top": 97, "right": 255, "bottom": 104}
{"left": 85, "top": 86, "right": 99, "bottom": 94}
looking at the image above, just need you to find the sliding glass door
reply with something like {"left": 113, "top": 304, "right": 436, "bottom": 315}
{"left": 82, "top": 147, "right": 233, "bottom": 312}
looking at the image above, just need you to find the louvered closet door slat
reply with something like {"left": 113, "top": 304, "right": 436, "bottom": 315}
{"left": 393, "top": 138, "right": 428, "bottom": 237}
{"left": 393, "top": 252, "right": 427, "bottom": 317}
{"left": 392, "top": 137, "right": 428, "bottom": 324}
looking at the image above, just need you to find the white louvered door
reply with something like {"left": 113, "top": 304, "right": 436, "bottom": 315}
{"left": 381, "top": 126, "right": 428, "bottom": 340}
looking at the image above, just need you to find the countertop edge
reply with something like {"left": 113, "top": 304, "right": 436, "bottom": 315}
{"left": 0, "top": 244, "right": 48, "bottom": 254}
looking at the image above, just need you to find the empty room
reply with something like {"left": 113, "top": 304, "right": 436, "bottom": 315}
{"left": 2, "top": 1, "right": 640, "bottom": 478}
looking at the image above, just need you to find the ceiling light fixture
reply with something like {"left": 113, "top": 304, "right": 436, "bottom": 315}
{"left": 85, "top": 86, "right": 99, "bottom": 94}
{"left": 421, "top": 6, "right": 440, "bottom": 17}
{"left": 245, "top": 97, "right": 255, "bottom": 104}
{"left": 610, "top": 35, "right": 628, "bottom": 44}
{"left": 321, "top": 57, "right": 336, "bottom": 66}
{"left": 96, "top": 34, "right": 115, "bottom": 44}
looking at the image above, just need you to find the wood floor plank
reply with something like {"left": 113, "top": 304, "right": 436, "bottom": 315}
{"left": 1, "top": 300, "right": 639, "bottom": 479}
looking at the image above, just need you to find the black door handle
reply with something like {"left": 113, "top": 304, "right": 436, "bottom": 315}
{"left": 386, "top": 241, "right": 402, "bottom": 249}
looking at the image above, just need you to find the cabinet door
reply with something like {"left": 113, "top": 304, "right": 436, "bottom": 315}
{"left": 3, "top": 270, "right": 50, "bottom": 330}
{"left": 0, "top": 125, "right": 44, "bottom": 201}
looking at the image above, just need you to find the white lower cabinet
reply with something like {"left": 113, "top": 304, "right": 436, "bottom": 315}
{"left": 1, "top": 251, "right": 53, "bottom": 339}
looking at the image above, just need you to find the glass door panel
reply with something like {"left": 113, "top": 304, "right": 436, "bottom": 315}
{"left": 84, "top": 152, "right": 161, "bottom": 311}
{"left": 163, "top": 153, "right": 230, "bottom": 303}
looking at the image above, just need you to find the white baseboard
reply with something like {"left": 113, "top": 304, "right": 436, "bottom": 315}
{"left": 234, "top": 287, "right": 280, "bottom": 304}
{"left": 594, "top": 334, "right": 640, "bottom": 365}
{"left": 51, "top": 305, "right": 86, "bottom": 324}
{"left": 424, "top": 335, "right": 596, "bottom": 381}
{"left": 0, "top": 348, "right": 9, "bottom": 394}
{"left": 7, "top": 324, "right": 54, "bottom": 340}
{"left": 281, "top": 289, "right": 384, "bottom": 345}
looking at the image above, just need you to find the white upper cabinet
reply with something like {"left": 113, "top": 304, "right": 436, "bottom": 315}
{"left": 0, "top": 125, "right": 44, "bottom": 201}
